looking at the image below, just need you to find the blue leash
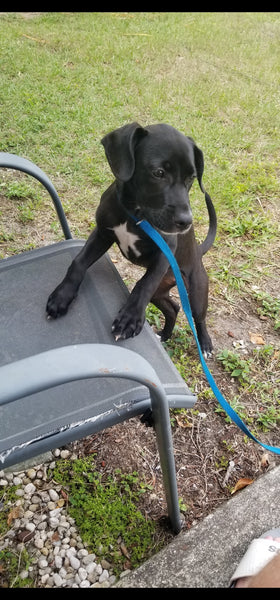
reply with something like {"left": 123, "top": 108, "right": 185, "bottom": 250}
{"left": 135, "top": 218, "right": 280, "bottom": 455}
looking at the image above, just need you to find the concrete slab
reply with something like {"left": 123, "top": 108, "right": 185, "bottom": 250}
{"left": 116, "top": 464, "right": 280, "bottom": 588}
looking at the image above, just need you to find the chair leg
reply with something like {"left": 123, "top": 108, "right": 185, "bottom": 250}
{"left": 150, "top": 389, "right": 182, "bottom": 534}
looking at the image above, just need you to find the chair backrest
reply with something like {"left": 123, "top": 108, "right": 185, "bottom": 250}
{"left": 0, "top": 152, "right": 72, "bottom": 239}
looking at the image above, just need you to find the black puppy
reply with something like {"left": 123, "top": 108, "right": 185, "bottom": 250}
{"left": 47, "top": 123, "right": 217, "bottom": 356}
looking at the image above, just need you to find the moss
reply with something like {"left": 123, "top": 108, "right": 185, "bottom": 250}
{"left": 52, "top": 456, "right": 162, "bottom": 575}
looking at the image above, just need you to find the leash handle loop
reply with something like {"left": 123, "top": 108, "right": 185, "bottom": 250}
{"left": 134, "top": 217, "right": 280, "bottom": 455}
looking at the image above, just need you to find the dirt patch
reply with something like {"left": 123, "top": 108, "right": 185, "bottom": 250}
{"left": 69, "top": 243, "right": 280, "bottom": 538}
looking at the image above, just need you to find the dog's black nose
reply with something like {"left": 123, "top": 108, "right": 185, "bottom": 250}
{"left": 174, "top": 215, "right": 192, "bottom": 231}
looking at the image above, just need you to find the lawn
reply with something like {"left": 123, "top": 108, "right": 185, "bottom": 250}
{"left": 0, "top": 11, "right": 280, "bottom": 583}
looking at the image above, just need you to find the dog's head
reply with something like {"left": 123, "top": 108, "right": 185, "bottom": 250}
{"left": 101, "top": 122, "right": 207, "bottom": 235}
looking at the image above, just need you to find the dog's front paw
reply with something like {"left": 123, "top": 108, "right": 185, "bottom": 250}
{"left": 46, "top": 284, "right": 75, "bottom": 319}
{"left": 200, "top": 336, "right": 213, "bottom": 360}
{"left": 112, "top": 307, "right": 145, "bottom": 341}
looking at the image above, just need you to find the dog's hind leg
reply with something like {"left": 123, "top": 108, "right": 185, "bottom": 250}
{"left": 182, "top": 268, "right": 213, "bottom": 357}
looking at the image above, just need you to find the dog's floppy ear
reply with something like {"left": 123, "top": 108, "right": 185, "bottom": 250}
{"left": 187, "top": 137, "right": 206, "bottom": 194}
{"left": 101, "top": 122, "right": 148, "bottom": 182}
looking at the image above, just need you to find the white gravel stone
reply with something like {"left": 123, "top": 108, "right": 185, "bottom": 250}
{"left": 13, "top": 476, "right": 22, "bottom": 485}
{"left": 59, "top": 567, "right": 67, "bottom": 579}
{"left": 66, "top": 547, "right": 77, "bottom": 556}
{"left": 78, "top": 567, "right": 88, "bottom": 581}
{"left": 54, "top": 555, "right": 63, "bottom": 569}
{"left": 82, "top": 553, "right": 96, "bottom": 565}
{"left": 49, "top": 489, "right": 59, "bottom": 502}
{"left": 60, "top": 450, "right": 70, "bottom": 459}
{"left": 99, "top": 569, "right": 109, "bottom": 583}
{"left": 53, "top": 573, "right": 64, "bottom": 587}
{"left": 20, "top": 569, "right": 29, "bottom": 579}
{"left": 79, "top": 579, "right": 90, "bottom": 588}
{"left": 85, "top": 562, "right": 97, "bottom": 575}
{"left": 49, "top": 508, "right": 62, "bottom": 518}
{"left": 27, "top": 468, "right": 36, "bottom": 479}
{"left": 38, "top": 558, "right": 48, "bottom": 569}
{"left": 49, "top": 517, "right": 60, "bottom": 528}
{"left": 69, "top": 555, "right": 80, "bottom": 570}
{"left": 24, "top": 482, "right": 36, "bottom": 494}
{"left": 77, "top": 548, "right": 88, "bottom": 558}
{"left": 96, "top": 563, "right": 103, "bottom": 576}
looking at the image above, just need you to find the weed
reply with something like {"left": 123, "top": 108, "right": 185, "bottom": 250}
{"left": 0, "top": 548, "right": 34, "bottom": 588}
{"left": 256, "top": 403, "right": 280, "bottom": 432}
{"left": 214, "top": 395, "right": 251, "bottom": 425}
{"left": 178, "top": 497, "right": 189, "bottom": 513}
{"left": 221, "top": 212, "right": 276, "bottom": 241}
{"left": 0, "top": 485, "right": 35, "bottom": 587}
{"left": 0, "top": 485, "right": 21, "bottom": 537}
{"left": 215, "top": 344, "right": 280, "bottom": 432}
{"left": 163, "top": 325, "right": 192, "bottom": 359}
{"left": 222, "top": 440, "right": 235, "bottom": 453}
{"left": 216, "top": 349, "right": 252, "bottom": 385}
{"left": 253, "top": 290, "right": 280, "bottom": 330}
{"left": 51, "top": 456, "right": 163, "bottom": 575}
{"left": 215, "top": 455, "right": 229, "bottom": 470}
{"left": 145, "top": 303, "right": 163, "bottom": 331}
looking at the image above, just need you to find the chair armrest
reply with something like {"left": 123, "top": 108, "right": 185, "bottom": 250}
{"left": 0, "top": 344, "right": 164, "bottom": 406}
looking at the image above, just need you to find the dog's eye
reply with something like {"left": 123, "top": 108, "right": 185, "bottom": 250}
{"left": 185, "top": 175, "right": 195, "bottom": 188}
{"left": 152, "top": 168, "right": 165, "bottom": 179}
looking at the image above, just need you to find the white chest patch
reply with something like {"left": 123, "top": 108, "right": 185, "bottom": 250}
{"left": 112, "top": 222, "right": 141, "bottom": 259}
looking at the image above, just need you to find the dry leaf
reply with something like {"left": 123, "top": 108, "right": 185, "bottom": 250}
{"left": 61, "top": 489, "right": 68, "bottom": 502}
{"left": 21, "top": 33, "right": 47, "bottom": 44}
{"left": 249, "top": 332, "right": 265, "bottom": 345}
{"left": 260, "top": 453, "right": 270, "bottom": 469}
{"left": 17, "top": 529, "right": 34, "bottom": 543}
{"left": 175, "top": 414, "right": 192, "bottom": 428}
{"left": 120, "top": 542, "right": 130, "bottom": 559}
{"left": 7, "top": 506, "right": 21, "bottom": 526}
{"left": 231, "top": 477, "right": 254, "bottom": 494}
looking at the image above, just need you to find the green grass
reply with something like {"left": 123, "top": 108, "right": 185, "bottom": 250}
{"left": 1, "top": 12, "right": 279, "bottom": 284}
{"left": 215, "top": 345, "right": 280, "bottom": 432}
{"left": 0, "top": 12, "right": 279, "bottom": 229}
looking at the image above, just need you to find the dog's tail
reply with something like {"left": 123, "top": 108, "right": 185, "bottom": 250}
{"left": 199, "top": 191, "right": 217, "bottom": 256}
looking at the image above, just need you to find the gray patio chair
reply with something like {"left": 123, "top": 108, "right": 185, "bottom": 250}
{"left": 0, "top": 153, "right": 196, "bottom": 533}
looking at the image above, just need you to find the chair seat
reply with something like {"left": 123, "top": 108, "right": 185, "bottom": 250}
{"left": 0, "top": 239, "right": 195, "bottom": 465}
